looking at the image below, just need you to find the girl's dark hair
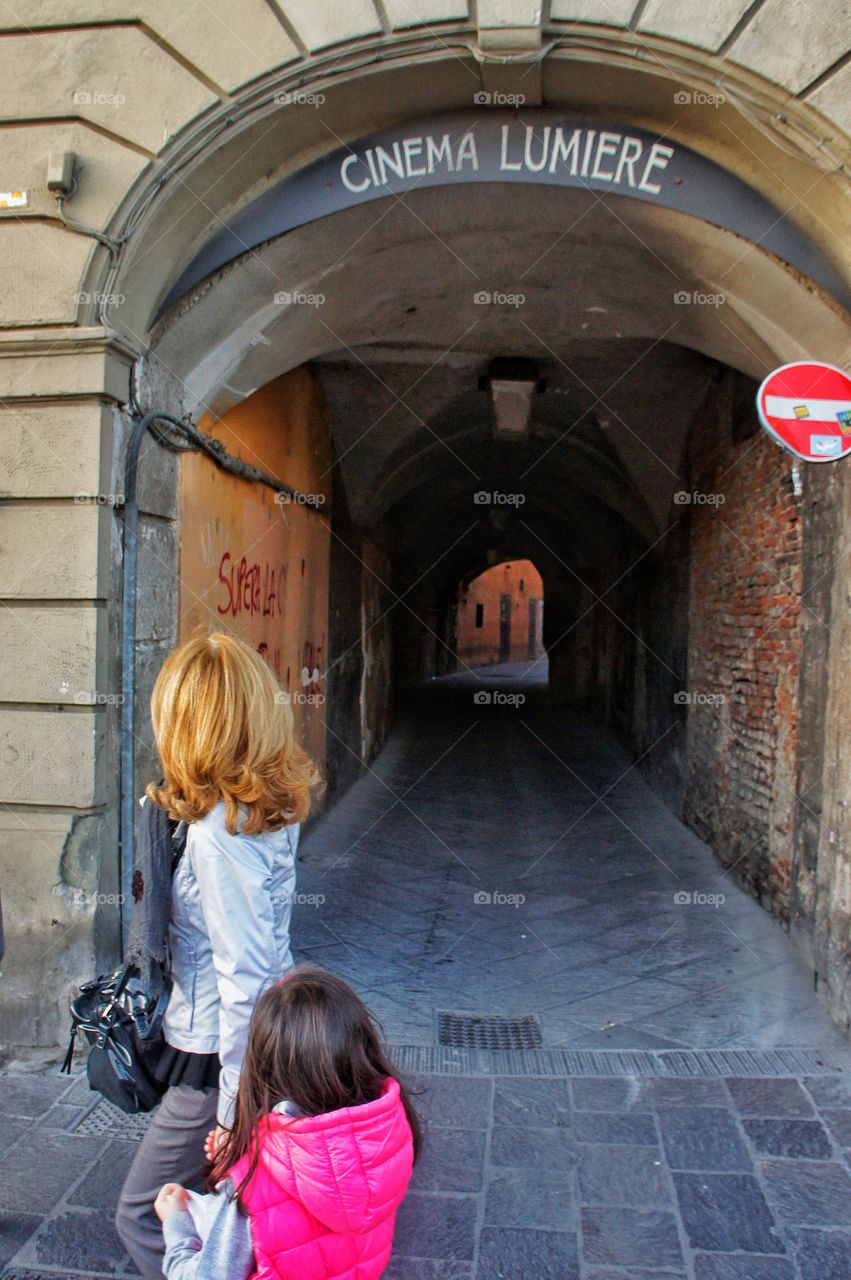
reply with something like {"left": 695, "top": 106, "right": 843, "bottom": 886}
{"left": 209, "top": 965, "right": 423, "bottom": 1208}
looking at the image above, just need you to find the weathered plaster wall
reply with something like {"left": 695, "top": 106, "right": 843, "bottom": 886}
{"left": 177, "top": 369, "right": 332, "bottom": 774}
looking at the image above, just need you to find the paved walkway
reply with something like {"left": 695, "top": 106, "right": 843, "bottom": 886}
{"left": 3, "top": 665, "right": 851, "bottom": 1279}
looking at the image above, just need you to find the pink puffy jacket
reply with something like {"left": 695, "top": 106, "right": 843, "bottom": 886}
{"left": 227, "top": 1076, "right": 415, "bottom": 1280}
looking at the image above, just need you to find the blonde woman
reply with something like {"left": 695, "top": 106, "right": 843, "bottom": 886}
{"left": 116, "top": 631, "right": 320, "bottom": 1280}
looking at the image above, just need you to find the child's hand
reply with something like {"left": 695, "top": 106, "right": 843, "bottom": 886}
{"left": 204, "top": 1124, "right": 228, "bottom": 1162}
{"left": 154, "top": 1183, "right": 190, "bottom": 1222}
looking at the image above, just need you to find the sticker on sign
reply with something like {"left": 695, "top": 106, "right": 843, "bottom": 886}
{"left": 757, "top": 362, "right": 851, "bottom": 463}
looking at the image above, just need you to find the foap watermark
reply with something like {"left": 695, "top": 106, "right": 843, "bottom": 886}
{"left": 274, "top": 89, "right": 326, "bottom": 107}
{"left": 674, "top": 691, "right": 726, "bottom": 707}
{"left": 673, "top": 90, "right": 726, "bottom": 107}
{"left": 674, "top": 490, "right": 725, "bottom": 506}
{"left": 474, "top": 490, "right": 526, "bottom": 507}
{"left": 69, "top": 689, "right": 125, "bottom": 706}
{"left": 74, "top": 491, "right": 124, "bottom": 506}
{"left": 276, "top": 690, "right": 326, "bottom": 708}
{"left": 274, "top": 290, "right": 325, "bottom": 307}
{"left": 69, "top": 889, "right": 125, "bottom": 908}
{"left": 473, "top": 290, "right": 526, "bottom": 308}
{"left": 74, "top": 290, "right": 125, "bottom": 307}
{"left": 274, "top": 490, "right": 326, "bottom": 508}
{"left": 674, "top": 890, "right": 725, "bottom": 907}
{"left": 674, "top": 290, "right": 726, "bottom": 307}
{"left": 280, "top": 890, "right": 326, "bottom": 907}
{"left": 473, "top": 890, "right": 526, "bottom": 908}
{"left": 474, "top": 691, "right": 526, "bottom": 707}
{"left": 73, "top": 89, "right": 126, "bottom": 108}
{"left": 473, "top": 91, "right": 526, "bottom": 106}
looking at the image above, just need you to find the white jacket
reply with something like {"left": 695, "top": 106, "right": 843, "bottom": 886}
{"left": 162, "top": 800, "right": 299, "bottom": 1127}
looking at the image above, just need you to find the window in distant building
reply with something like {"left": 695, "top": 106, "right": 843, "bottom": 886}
{"left": 475, "top": 603, "right": 484, "bottom": 628}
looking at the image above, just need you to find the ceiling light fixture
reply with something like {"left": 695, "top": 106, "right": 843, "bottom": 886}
{"left": 480, "top": 358, "right": 544, "bottom": 441}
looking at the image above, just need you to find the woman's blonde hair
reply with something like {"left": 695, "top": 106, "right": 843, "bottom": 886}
{"left": 146, "top": 630, "right": 322, "bottom": 835}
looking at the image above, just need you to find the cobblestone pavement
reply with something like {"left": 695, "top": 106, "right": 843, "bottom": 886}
{"left": 3, "top": 666, "right": 850, "bottom": 1279}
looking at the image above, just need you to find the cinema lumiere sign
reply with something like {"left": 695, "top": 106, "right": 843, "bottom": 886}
{"left": 159, "top": 112, "right": 850, "bottom": 317}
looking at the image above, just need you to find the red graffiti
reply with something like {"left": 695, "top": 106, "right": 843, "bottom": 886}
{"left": 217, "top": 551, "right": 287, "bottom": 618}
{"left": 257, "top": 642, "right": 283, "bottom": 678}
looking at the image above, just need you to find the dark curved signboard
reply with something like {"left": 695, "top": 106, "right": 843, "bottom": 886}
{"left": 156, "top": 110, "right": 850, "bottom": 318}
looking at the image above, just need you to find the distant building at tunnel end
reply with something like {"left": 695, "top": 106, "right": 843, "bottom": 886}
{"left": 1, "top": 0, "right": 850, "bottom": 1050}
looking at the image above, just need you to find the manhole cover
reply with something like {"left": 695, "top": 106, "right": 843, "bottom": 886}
{"left": 438, "top": 1011, "right": 543, "bottom": 1050}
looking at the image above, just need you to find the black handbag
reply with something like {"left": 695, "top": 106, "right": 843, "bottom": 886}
{"left": 61, "top": 812, "right": 188, "bottom": 1113}
{"left": 60, "top": 960, "right": 170, "bottom": 1114}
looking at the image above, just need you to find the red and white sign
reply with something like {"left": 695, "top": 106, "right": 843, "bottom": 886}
{"left": 757, "top": 362, "right": 851, "bottom": 463}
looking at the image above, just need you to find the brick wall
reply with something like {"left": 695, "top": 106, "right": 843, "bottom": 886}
{"left": 683, "top": 376, "right": 802, "bottom": 918}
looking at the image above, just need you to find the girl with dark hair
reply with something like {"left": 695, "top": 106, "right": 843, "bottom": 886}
{"left": 154, "top": 966, "right": 421, "bottom": 1280}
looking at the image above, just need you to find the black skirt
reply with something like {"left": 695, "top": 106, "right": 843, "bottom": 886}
{"left": 154, "top": 1044, "right": 221, "bottom": 1092}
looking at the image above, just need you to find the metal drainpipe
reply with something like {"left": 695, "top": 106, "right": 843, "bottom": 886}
{"left": 120, "top": 412, "right": 183, "bottom": 941}
{"left": 119, "top": 410, "right": 330, "bottom": 943}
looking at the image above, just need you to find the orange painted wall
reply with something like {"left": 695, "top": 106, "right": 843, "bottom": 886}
{"left": 178, "top": 368, "right": 331, "bottom": 775}
{"left": 456, "top": 559, "right": 544, "bottom": 667}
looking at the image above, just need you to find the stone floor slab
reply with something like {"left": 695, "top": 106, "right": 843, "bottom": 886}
{"left": 820, "top": 1108, "right": 851, "bottom": 1147}
{"left": 803, "top": 1077, "right": 851, "bottom": 1107}
{"left": 408, "top": 1126, "right": 486, "bottom": 1192}
{"left": 673, "top": 1172, "right": 785, "bottom": 1254}
{"left": 742, "top": 1116, "right": 833, "bottom": 1159}
{"left": 570, "top": 1078, "right": 653, "bottom": 1113}
{"left": 0, "top": 1078, "right": 73, "bottom": 1120}
{"left": 490, "top": 1124, "right": 576, "bottom": 1169}
{"left": 575, "top": 1111, "right": 659, "bottom": 1145}
{"left": 580, "top": 1205, "right": 684, "bottom": 1267}
{"left": 788, "top": 1226, "right": 851, "bottom": 1280}
{"left": 407, "top": 1075, "right": 492, "bottom": 1128}
{"left": 492, "top": 1077, "right": 571, "bottom": 1127}
{"left": 392, "top": 1192, "right": 477, "bottom": 1261}
{"left": 760, "top": 1157, "right": 851, "bottom": 1225}
{"left": 726, "top": 1077, "right": 815, "bottom": 1118}
{"left": 0, "top": 1217, "right": 43, "bottom": 1270}
{"left": 476, "top": 1227, "right": 579, "bottom": 1280}
{"left": 588, "top": 1269, "right": 685, "bottom": 1280}
{"left": 586, "top": 1271, "right": 687, "bottom": 1280}
{"left": 384, "top": 1259, "right": 472, "bottom": 1279}
{"left": 12, "top": 1209, "right": 138, "bottom": 1276}
{"left": 0, "top": 1133, "right": 105, "bottom": 1214}
{"left": 576, "top": 1142, "right": 672, "bottom": 1207}
{"left": 656, "top": 1105, "right": 753, "bottom": 1172}
{"left": 693, "top": 1255, "right": 796, "bottom": 1279}
{"left": 485, "top": 1168, "right": 574, "bottom": 1229}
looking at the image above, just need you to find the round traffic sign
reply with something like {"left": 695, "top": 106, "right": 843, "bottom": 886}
{"left": 757, "top": 362, "right": 851, "bottom": 462}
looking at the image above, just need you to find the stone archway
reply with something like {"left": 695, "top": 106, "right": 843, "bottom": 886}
{"left": 2, "top": 6, "right": 850, "bottom": 1046}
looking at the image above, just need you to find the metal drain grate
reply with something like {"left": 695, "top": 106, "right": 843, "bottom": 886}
{"left": 72, "top": 1099, "right": 151, "bottom": 1139}
{"left": 393, "top": 1043, "right": 851, "bottom": 1077}
{"left": 438, "top": 1011, "right": 543, "bottom": 1050}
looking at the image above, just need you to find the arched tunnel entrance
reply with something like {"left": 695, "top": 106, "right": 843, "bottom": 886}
{"left": 5, "top": 14, "right": 851, "bottom": 1271}
{"left": 134, "top": 147, "right": 851, "bottom": 1051}
{"left": 453, "top": 559, "right": 545, "bottom": 670}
